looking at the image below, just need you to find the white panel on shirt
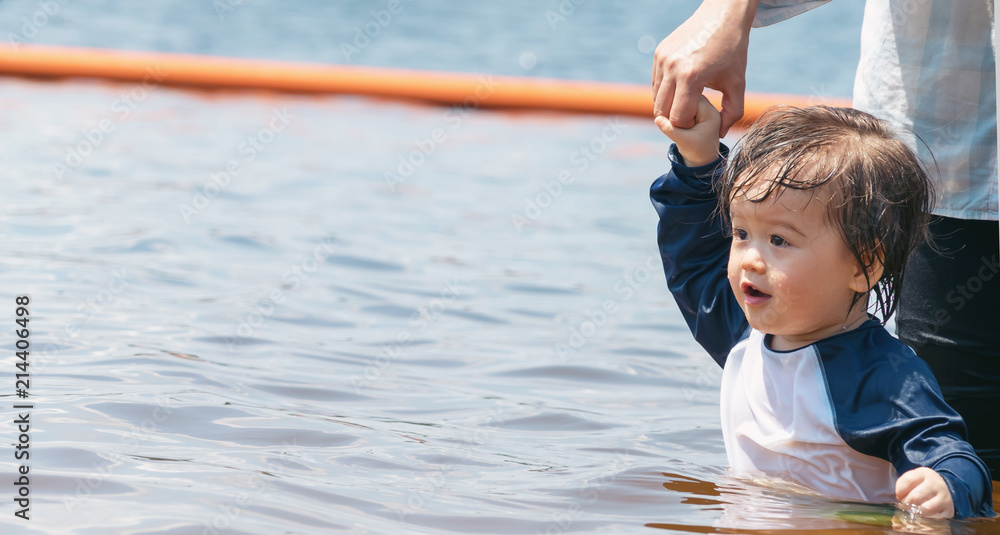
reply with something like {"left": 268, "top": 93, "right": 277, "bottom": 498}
{"left": 720, "top": 329, "right": 897, "bottom": 503}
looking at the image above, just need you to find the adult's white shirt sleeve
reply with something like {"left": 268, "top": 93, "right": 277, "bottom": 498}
{"left": 752, "top": 0, "right": 833, "bottom": 28}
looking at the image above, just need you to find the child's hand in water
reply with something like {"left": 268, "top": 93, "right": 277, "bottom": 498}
{"left": 654, "top": 95, "right": 722, "bottom": 167}
{"left": 895, "top": 467, "right": 955, "bottom": 519}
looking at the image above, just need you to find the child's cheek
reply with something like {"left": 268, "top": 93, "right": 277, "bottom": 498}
{"left": 727, "top": 257, "right": 742, "bottom": 303}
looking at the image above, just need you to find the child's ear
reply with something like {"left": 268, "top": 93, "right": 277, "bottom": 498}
{"left": 849, "top": 252, "right": 884, "bottom": 294}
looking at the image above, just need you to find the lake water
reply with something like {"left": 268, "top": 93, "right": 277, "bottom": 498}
{"left": 0, "top": 1, "right": 997, "bottom": 533}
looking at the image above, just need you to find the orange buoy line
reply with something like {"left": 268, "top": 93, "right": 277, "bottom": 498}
{"left": 0, "top": 44, "right": 849, "bottom": 122}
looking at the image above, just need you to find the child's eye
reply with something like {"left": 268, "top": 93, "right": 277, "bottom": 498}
{"left": 733, "top": 228, "right": 747, "bottom": 240}
{"left": 770, "top": 235, "right": 788, "bottom": 247}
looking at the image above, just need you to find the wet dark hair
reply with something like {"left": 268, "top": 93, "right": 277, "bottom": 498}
{"left": 717, "top": 106, "right": 934, "bottom": 323}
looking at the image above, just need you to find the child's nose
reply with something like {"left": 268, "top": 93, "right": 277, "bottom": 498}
{"left": 740, "top": 246, "right": 766, "bottom": 273}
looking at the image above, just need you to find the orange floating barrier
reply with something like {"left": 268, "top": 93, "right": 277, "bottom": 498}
{"left": 0, "top": 44, "right": 849, "bottom": 123}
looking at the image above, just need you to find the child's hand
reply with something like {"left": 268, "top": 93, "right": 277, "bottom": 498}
{"left": 895, "top": 467, "right": 955, "bottom": 519}
{"left": 654, "top": 95, "right": 722, "bottom": 167}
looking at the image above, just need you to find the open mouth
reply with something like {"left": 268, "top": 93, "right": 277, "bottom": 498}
{"left": 741, "top": 282, "right": 771, "bottom": 299}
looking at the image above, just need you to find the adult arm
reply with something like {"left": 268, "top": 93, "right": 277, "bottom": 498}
{"left": 652, "top": 0, "right": 833, "bottom": 136}
{"left": 652, "top": 0, "right": 758, "bottom": 136}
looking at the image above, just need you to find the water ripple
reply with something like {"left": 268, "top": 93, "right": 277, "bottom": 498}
{"left": 500, "top": 412, "right": 623, "bottom": 432}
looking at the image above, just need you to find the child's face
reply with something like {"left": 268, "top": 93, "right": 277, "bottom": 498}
{"left": 727, "top": 176, "right": 871, "bottom": 350}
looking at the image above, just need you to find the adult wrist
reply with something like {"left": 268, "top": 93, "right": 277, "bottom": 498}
{"left": 698, "top": 0, "right": 761, "bottom": 31}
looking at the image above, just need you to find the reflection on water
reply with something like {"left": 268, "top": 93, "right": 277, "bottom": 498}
{"left": 0, "top": 76, "right": 996, "bottom": 533}
{"left": 648, "top": 472, "right": 1000, "bottom": 534}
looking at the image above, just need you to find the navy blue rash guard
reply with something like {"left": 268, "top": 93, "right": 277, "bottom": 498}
{"left": 650, "top": 144, "right": 994, "bottom": 518}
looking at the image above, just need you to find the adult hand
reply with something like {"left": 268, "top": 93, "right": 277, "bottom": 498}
{"left": 652, "top": 0, "right": 759, "bottom": 137}
{"left": 895, "top": 467, "right": 956, "bottom": 519}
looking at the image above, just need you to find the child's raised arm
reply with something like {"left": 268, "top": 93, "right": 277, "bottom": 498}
{"left": 654, "top": 95, "right": 722, "bottom": 167}
{"left": 649, "top": 96, "right": 747, "bottom": 366}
